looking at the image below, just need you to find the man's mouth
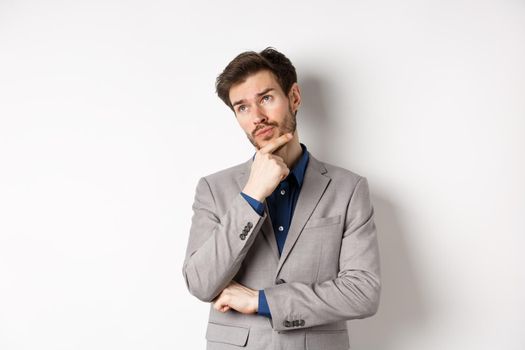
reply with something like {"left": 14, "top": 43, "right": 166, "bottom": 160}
{"left": 255, "top": 125, "right": 274, "bottom": 137}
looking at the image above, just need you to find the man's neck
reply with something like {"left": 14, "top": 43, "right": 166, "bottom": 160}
{"left": 274, "top": 134, "right": 302, "bottom": 170}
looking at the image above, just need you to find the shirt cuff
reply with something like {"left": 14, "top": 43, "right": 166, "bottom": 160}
{"left": 240, "top": 192, "right": 265, "bottom": 216}
{"left": 257, "top": 289, "right": 272, "bottom": 318}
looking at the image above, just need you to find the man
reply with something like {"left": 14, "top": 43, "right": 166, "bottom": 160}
{"left": 183, "top": 48, "right": 380, "bottom": 350}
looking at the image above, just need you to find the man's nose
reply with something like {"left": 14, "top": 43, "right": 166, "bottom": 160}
{"left": 251, "top": 105, "right": 267, "bottom": 125}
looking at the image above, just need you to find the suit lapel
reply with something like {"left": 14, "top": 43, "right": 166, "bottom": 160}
{"left": 275, "top": 155, "right": 331, "bottom": 277}
{"left": 235, "top": 154, "right": 332, "bottom": 272}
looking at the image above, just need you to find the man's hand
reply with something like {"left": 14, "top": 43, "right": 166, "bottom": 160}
{"left": 242, "top": 133, "right": 293, "bottom": 202}
{"left": 213, "top": 281, "right": 259, "bottom": 314}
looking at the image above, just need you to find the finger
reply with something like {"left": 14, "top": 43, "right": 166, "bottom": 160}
{"left": 274, "top": 159, "right": 288, "bottom": 169}
{"left": 213, "top": 293, "right": 231, "bottom": 313}
{"left": 213, "top": 301, "right": 220, "bottom": 311}
{"left": 220, "top": 305, "right": 231, "bottom": 312}
{"left": 260, "top": 133, "right": 293, "bottom": 154}
{"left": 269, "top": 154, "right": 285, "bottom": 163}
{"left": 214, "top": 299, "right": 226, "bottom": 312}
{"left": 280, "top": 168, "right": 290, "bottom": 181}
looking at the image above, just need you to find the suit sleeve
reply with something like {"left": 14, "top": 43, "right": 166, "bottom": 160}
{"left": 263, "top": 177, "right": 381, "bottom": 331}
{"left": 182, "top": 177, "right": 267, "bottom": 302}
{"left": 240, "top": 192, "right": 265, "bottom": 216}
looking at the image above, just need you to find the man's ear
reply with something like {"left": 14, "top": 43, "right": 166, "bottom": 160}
{"left": 288, "top": 82, "right": 301, "bottom": 114}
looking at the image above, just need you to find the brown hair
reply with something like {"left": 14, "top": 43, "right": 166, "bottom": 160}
{"left": 215, "top": 47, "right": 297, "bottom": 110}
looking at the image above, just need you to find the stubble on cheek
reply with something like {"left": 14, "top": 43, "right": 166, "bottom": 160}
{"left": 245, "top": 107, "right": 297, "bottom": 150}
{"left": 247, "top": 122, "right": 278, "bottom": 150}
{"left": 246, "top": 133, "right": 260, "bottom": 149}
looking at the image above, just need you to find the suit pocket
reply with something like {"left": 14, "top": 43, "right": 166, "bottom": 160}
{"left": 306, "top": 329, "right": 349, "bottom": 350}
{"left": 206, "top": 322, "right": 250, "bottom": 347}
{"left": 304, "top": 215, "right": 341, "bottom": 229}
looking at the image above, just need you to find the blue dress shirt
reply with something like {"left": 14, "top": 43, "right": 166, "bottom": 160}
{"left": 240, "top": 143, "right": 310, "bottom": 318}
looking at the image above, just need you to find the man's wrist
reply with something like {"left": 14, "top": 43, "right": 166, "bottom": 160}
{"left": 257, "top": 289, "right": 272, "bottom": 318}
{"left": 242, "top": 184, "right": 265, "bottom": 202}
{"left": 241, "top": 192, "right": 265, "bottom": 216}
{"left": 254, "top": 290, "right": 259, "bottom": 313}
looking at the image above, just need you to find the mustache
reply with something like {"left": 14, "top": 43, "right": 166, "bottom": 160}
{"left": 253, "top": 122, "right": 278, "bottom": 137}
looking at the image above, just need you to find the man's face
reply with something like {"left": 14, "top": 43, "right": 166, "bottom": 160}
{"left": 229, "top": 70, "right": 298, "bottom": 150}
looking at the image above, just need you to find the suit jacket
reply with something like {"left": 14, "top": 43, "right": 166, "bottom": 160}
{"left": 183, "top": 153, "right": 381, "bottom": 350}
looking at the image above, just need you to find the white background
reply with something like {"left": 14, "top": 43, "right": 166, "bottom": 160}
{"left": 1, "top": 0, "right": 524, "bottom": 349}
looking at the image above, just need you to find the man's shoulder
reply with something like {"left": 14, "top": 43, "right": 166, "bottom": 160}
{"left": 199, "top": 159, "right": 250, "bottom": 185}
{"left": 311, "top": 155, "right": 365, "bottom": 184}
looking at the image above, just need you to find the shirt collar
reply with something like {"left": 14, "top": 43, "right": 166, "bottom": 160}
{"left": 290, "top": 143, "right": 309, "bottom": 187}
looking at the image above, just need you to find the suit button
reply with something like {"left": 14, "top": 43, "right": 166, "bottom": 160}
{"left": 275, "top": 278, "right": 286, "bottom": 285}
{"left": 239, "top": 233, "right": 246, "bottom": 240}
{"left": 242, "top": 227, "right": 249, "bottom": 233}
{"left": 283, "top": 320, "right": 291, "bottom": 328}
{"left": 246, "top": 222, "right": 253, "bottom": 229}
{"left": 299, "top": 319, "right": 305, "bottom": 326}
{"left": 292, "top": 320, "right": 299, "bottom": 327}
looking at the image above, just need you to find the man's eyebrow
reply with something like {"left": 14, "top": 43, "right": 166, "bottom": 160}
{"left": 231, "top": 88, "right": 275, "bottom": 108}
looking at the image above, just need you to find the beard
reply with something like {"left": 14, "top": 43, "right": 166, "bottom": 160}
{"left": 247, "top": 107, "right": 297, "bottom": 150}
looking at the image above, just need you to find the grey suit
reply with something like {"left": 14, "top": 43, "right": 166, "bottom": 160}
{"left": 183, "top": 153, "right": 381, "bottom": 350}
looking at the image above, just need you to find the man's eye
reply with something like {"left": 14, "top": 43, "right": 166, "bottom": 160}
{"left": 238, "top": 106, "right": 246, "bottom": 112}
{"left": 262, "top": 95, "right": 272, "bottom": 102}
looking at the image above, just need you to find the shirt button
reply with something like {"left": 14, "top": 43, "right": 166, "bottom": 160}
{"left": 278, "top": 226, "right": 284, "bottom": 232}
{"left": 280, "top": 189, "right": 286, "bottom": 195}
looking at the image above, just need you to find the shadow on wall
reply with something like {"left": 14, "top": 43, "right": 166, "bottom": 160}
{"left": 349, "top": 195, "right": 428, "bottom": 349}
{"left": 297, "top": 74, "right": 335, "bottom": 161}
{"left": 299, "top": 73, "right": 428, "bottom": 349}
